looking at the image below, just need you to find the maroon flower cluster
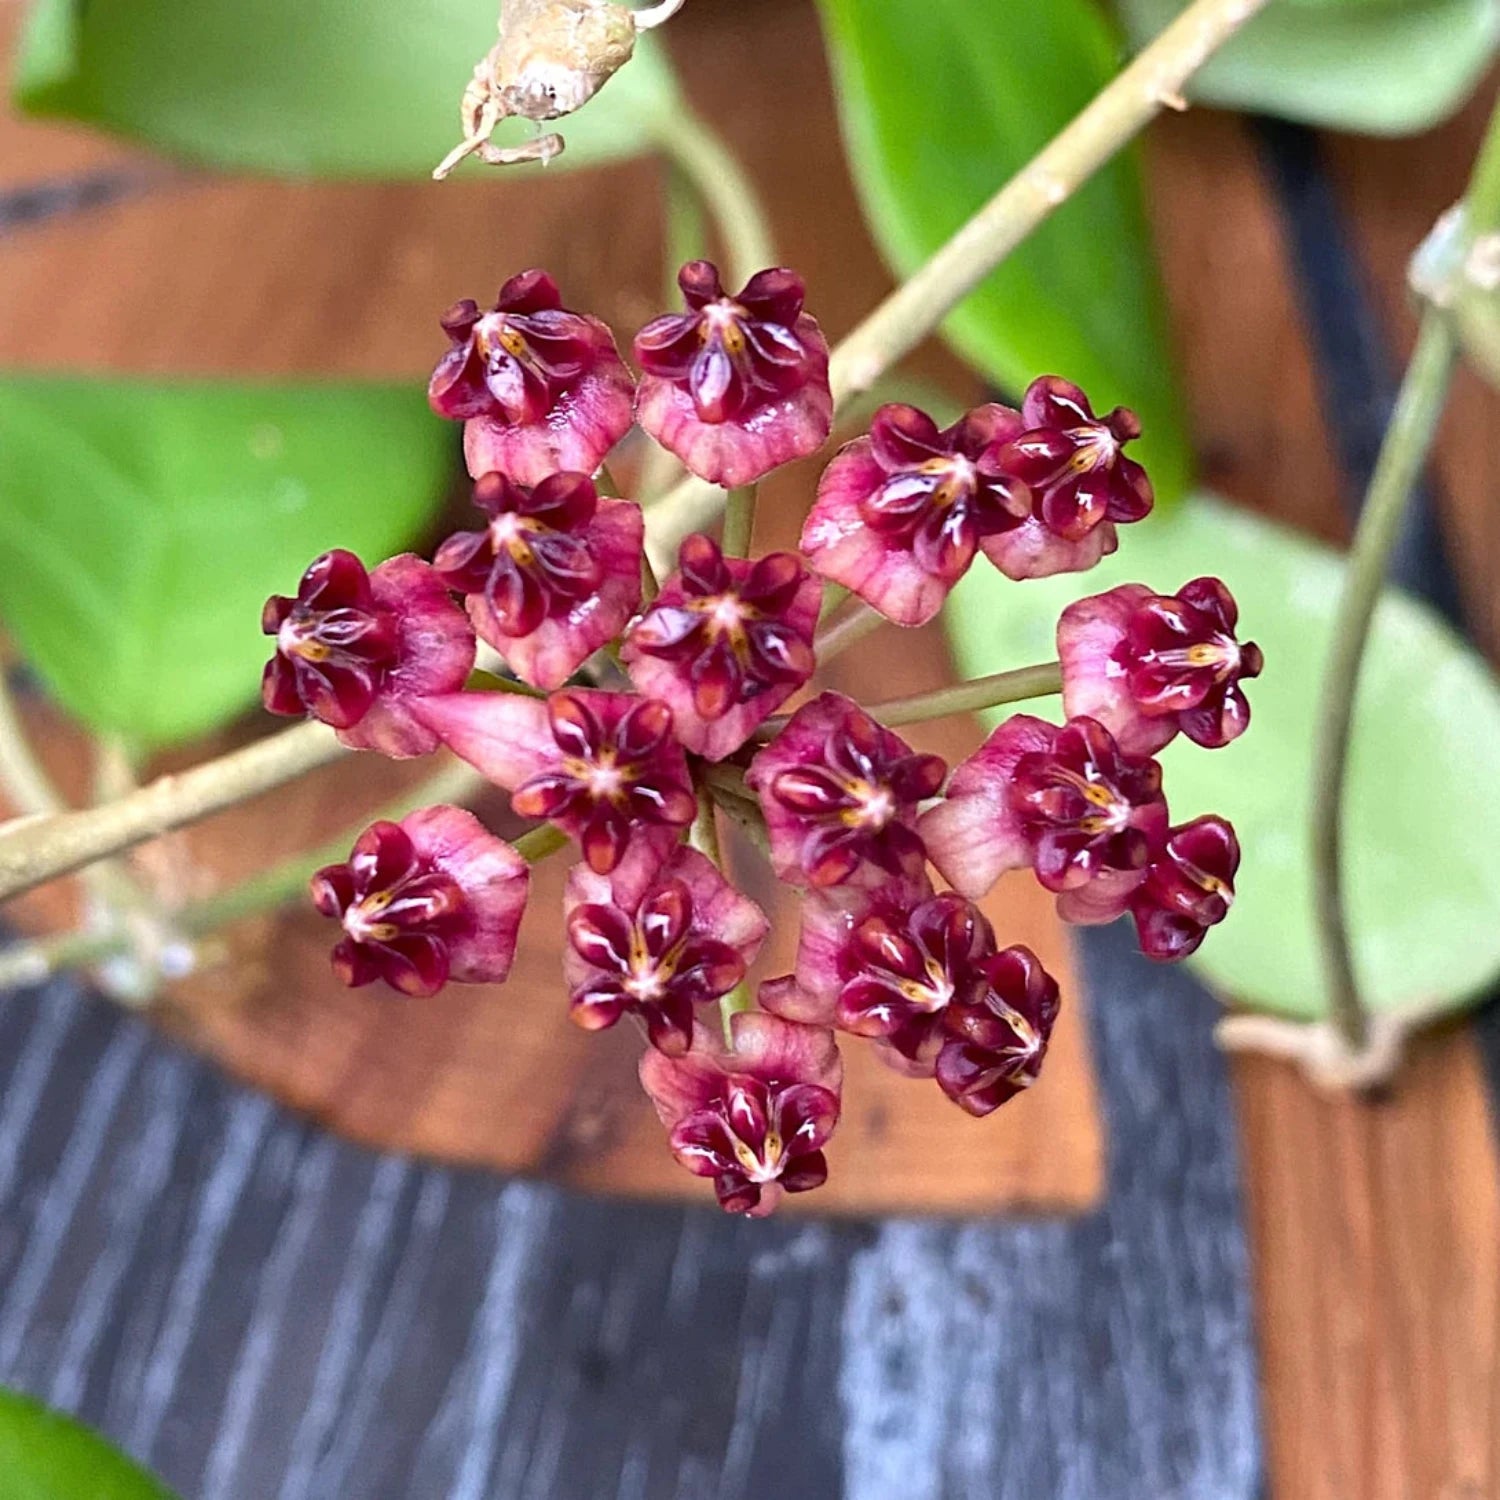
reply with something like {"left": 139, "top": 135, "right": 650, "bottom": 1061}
{"left": 261, "top": 262, "right": 1258, "bottom": 1217}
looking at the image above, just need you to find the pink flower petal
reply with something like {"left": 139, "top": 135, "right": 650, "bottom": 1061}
{"left": 799, "top": 440, "right": 953, "bottom": 626}
{"left": 474, "top": 496, "right": 644, "bottom": 689}
{"left": 462, "top": 324, "right": 635, "bottom": 486}
{"left": 411, "top": 692, "right": 555, "bottom": 788}
{"left": 335, "top": 555, "right": 477, "bottom": 758}
{"left": 918, "top": 714, "right": 1057, "bottom": 898}
{"left": 634, "top": 315, "right": 833, "bottom": 488}
{"left": 562, "top": 846, "right": 768, "bottom": 998}
{"left": 1056, "top": 582, "right": 1175, "bottom": 756}
{"left": 401, "top": 804, "right": 529, "bottom": 983}
{"left": 980, "top": 517, "right": 1118, "bottom": 582}
{"left": 621, "top": 549, "right": 821, "bottom": 761}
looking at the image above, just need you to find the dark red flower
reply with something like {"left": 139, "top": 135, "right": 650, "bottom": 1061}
{"left": 1130, "top": 815, "right": 1240, "bottom": 962}
{"left": 1008, "top": 716, "right": 1169, "bottom": 897}
{"left": 640, "top": 1012, "right": 843, "bottom": 1216}
{"left": 622, "top": 534, "right": 820, "bottom": 760}
{"left": 1059, "top": 578, "right": 1262, "bottom": 754}
{"left": 762, "top": 884, "right": 1060, "bottom": 1118}
{"left": 920, "top": 715, "right": 1170, "bottom": 918}
{"left": 935, "top": 945, "right": 1060, "bottom": 1117}
{"left": 983, "top": 377, "right": 1152, "bottom": 580}
{"left": 413, "top": 689, "right": 695, "bottom": 877}
{"left": 834, "top": 892, "right": 999, "bottom": 1053}
{"left": 564, "top": 847, "right": 769, "bottom": 1054}
{"left": 427, "top": 269, "right": 635, "bottom": 485}
{"left": 918, "top": 714, "right": 1055, "bottom": 900}
{"left": 309, "top": 807, "right": 528, "bottom": 997}
{"left": 634, "top": 261, "right": 833, "bottom": 487}
{"left": 432, "top": 471, "right": 642, "bottom": 689}
{"left": 262, "top": 550, "right": 474, "bottom": 757}
{"left": 801, "top": 403, "right": 1030, "bottom": 626}
{"left": 746, "top": 692, "right": 944, "bottom": 887}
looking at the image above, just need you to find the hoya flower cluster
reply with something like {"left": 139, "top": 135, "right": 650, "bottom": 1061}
{"left": 261, "top": 263, "right": 1260, "bottom": 1216}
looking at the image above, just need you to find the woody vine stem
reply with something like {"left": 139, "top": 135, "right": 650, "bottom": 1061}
{"left": 0, "top": 0, "right": 1269, "bottom": 923}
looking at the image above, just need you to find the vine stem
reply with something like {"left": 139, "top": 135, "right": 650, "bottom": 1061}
{"left": 0, "top": 760, "right": 480, "bottom": 992}
{"left": 856, "top": 661, "right": 1063, "bottom": 728}
{"left": 0, "top": 722, "right": 344, "bottom": 904}
{"left": 0, "top": 763, "right": 567, "bottom": 993}
{"left": 644, "top": 0, "right": 1273, "bottom": 566}
{"left": 0, "top": 0, "right": 1267, "bottom": 908}
{"left": 651, "top": 108, "right": 776, "bottom": 286}
{"left": 756, "top": 659, "right": 1063, "bottom": 741}
{"left": 720, "top": 484, "right": 757, "bottom": 557}
{"left": 1308, "top": 91, "right": 1500, "bottom": 1053}
{"left": 813, "top": 595, "right": 886, "bottom": 664}
{"left": 1308, "top": 318, "right": 1456, "bottom": 1051}
{"left": 690, "top": 783, "right": 751, "bottom": 1041}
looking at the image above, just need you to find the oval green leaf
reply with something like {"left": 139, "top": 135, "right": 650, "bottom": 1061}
{"left": 946, "top": 496, "right": 1500, "bottom": 1021}
{"left": 1118, "top": 0, "right": 1499, "bottom": 136}
{"left": 0, "top": 373, "right": 452, "bottom": 749}
{"left": 0, "top": 1387, "right": 177, "bottom": 1499}
{"left": 13, "top": 0, "right": 679, "bottom": 178}
{"left": 815, "top": 0, "right": 1191, "bottom": 504}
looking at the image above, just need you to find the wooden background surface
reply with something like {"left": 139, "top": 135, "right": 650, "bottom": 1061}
{"left": 1, "top": 0, "right": 1499, "bottom": 1494}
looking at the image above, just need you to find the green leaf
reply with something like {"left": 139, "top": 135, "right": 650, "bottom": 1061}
{"left": 12, "top": 0, "right": 679, "bottom": 178}
{"left": 0, "top": 1387, "right": 178, "bottom": 1499}
{"left": 946, "top": 495, "right": 1500, "bottom": 1022}
{"left": 1118, "top": 0, "right": 1500, "bottom": 135}
{"left": 815, "top": 0, "right": 1191, "bottom": 504}
{"left": 0, "top": 373, "right": 451, "bottom": 749}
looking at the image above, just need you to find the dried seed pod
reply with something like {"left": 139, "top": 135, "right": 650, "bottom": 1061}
{"left": 433, "top": 0, "right": 686, "bottom": 179}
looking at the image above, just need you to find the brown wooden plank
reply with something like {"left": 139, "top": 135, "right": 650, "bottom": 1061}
{"left": 1144, "top": 82, "right": 1500, "bottom": 1500}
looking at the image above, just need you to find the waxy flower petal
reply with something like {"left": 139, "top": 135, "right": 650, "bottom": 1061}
{"left": 746, "top": 692, "right": 944, "bottom": 887}
{"left": 980, "top": 376, "right": 1152, "bottom": 581}
{"left": 935, "top": 945, "right": 1060, "bottom": 1117}
{"left": 622, "top": 534, "right": 820, "bottom": 760}
{"left": 413, "top": 689, "right": 694, "bottom": 876}
{"left": 309, "top": 806, "right": 527, "bottom": 997}
{"left": 1009, "top": 716, "right": 1169, "bottom": 896}
{"left": 564, "top": 847, "right": 769, "bottom": 1054}
{"left": 756, "top": 874, "right": 935, "bottom": 1027}
{"left": 1130, "top": 814, "right": 1240, "bottom": 962}
{"left": 764, "top": 884, "right": 1061, "bottom": 1118}
{"left": 917, "top": 714, "right": 1056, "bottom": 899}
{"left": 640, "top": 1011, "right": 843, "bottom": 1216}
{"left": 634, "top": 261, "right": 833, "bottom": 487}
{"left": 262, "top": 550, "right": 475, "bottom": 758}
{"left": 1059, "top": 578, "right": 1262, "bottom": 754}
{"left": 801, "top": 403, "right": 1029, "bottom": 626}
{"left": 433, "top": 471, "right": 643, "bottom": 690}
{"left": 922, "top": 715, "right": 1169, "bottom": 907}
{"left": 428, "top": 269, "right": 635, "bottom": 485}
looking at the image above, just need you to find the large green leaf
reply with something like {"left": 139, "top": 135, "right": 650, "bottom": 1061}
{"left": 12, "top": 0, "right": 679, "bottom": 178}
{"left": 0, "top": 1388, "right": 177, "bottom": 1499}
{"left": 946, "top": 496, "right": 1500, "bottom": 1021}
{"left": 0, "top": 373, "right": 450, "bottom": 749}
{"left": 816, "top": 0, "right": 1191, "bottom": 504}
{"left": 1119, "top": 0, "right": 1499, "bottom": 135}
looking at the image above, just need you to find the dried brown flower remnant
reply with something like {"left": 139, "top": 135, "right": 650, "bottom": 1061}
{"left": 433, "top": 0, "right": 686, "bottom": 178}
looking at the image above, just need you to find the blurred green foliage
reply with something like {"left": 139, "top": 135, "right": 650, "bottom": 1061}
{"left": 1119, "top": 0, "right": 1499, "bottom": 134}
{"left": 13, "top": 0, "right": 679, "bottom": 177}
{"left": 816, "top": 0, "right": 1192, "bottom": 505}
{"left": 0, "top": 375, "right": 451, "bottom": 749}
{"left": 0, "top": 1387, "right": 178, "bottom": 1499}
{"left": 948, "top": 496, "right": 1500, "bottom": 1023}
